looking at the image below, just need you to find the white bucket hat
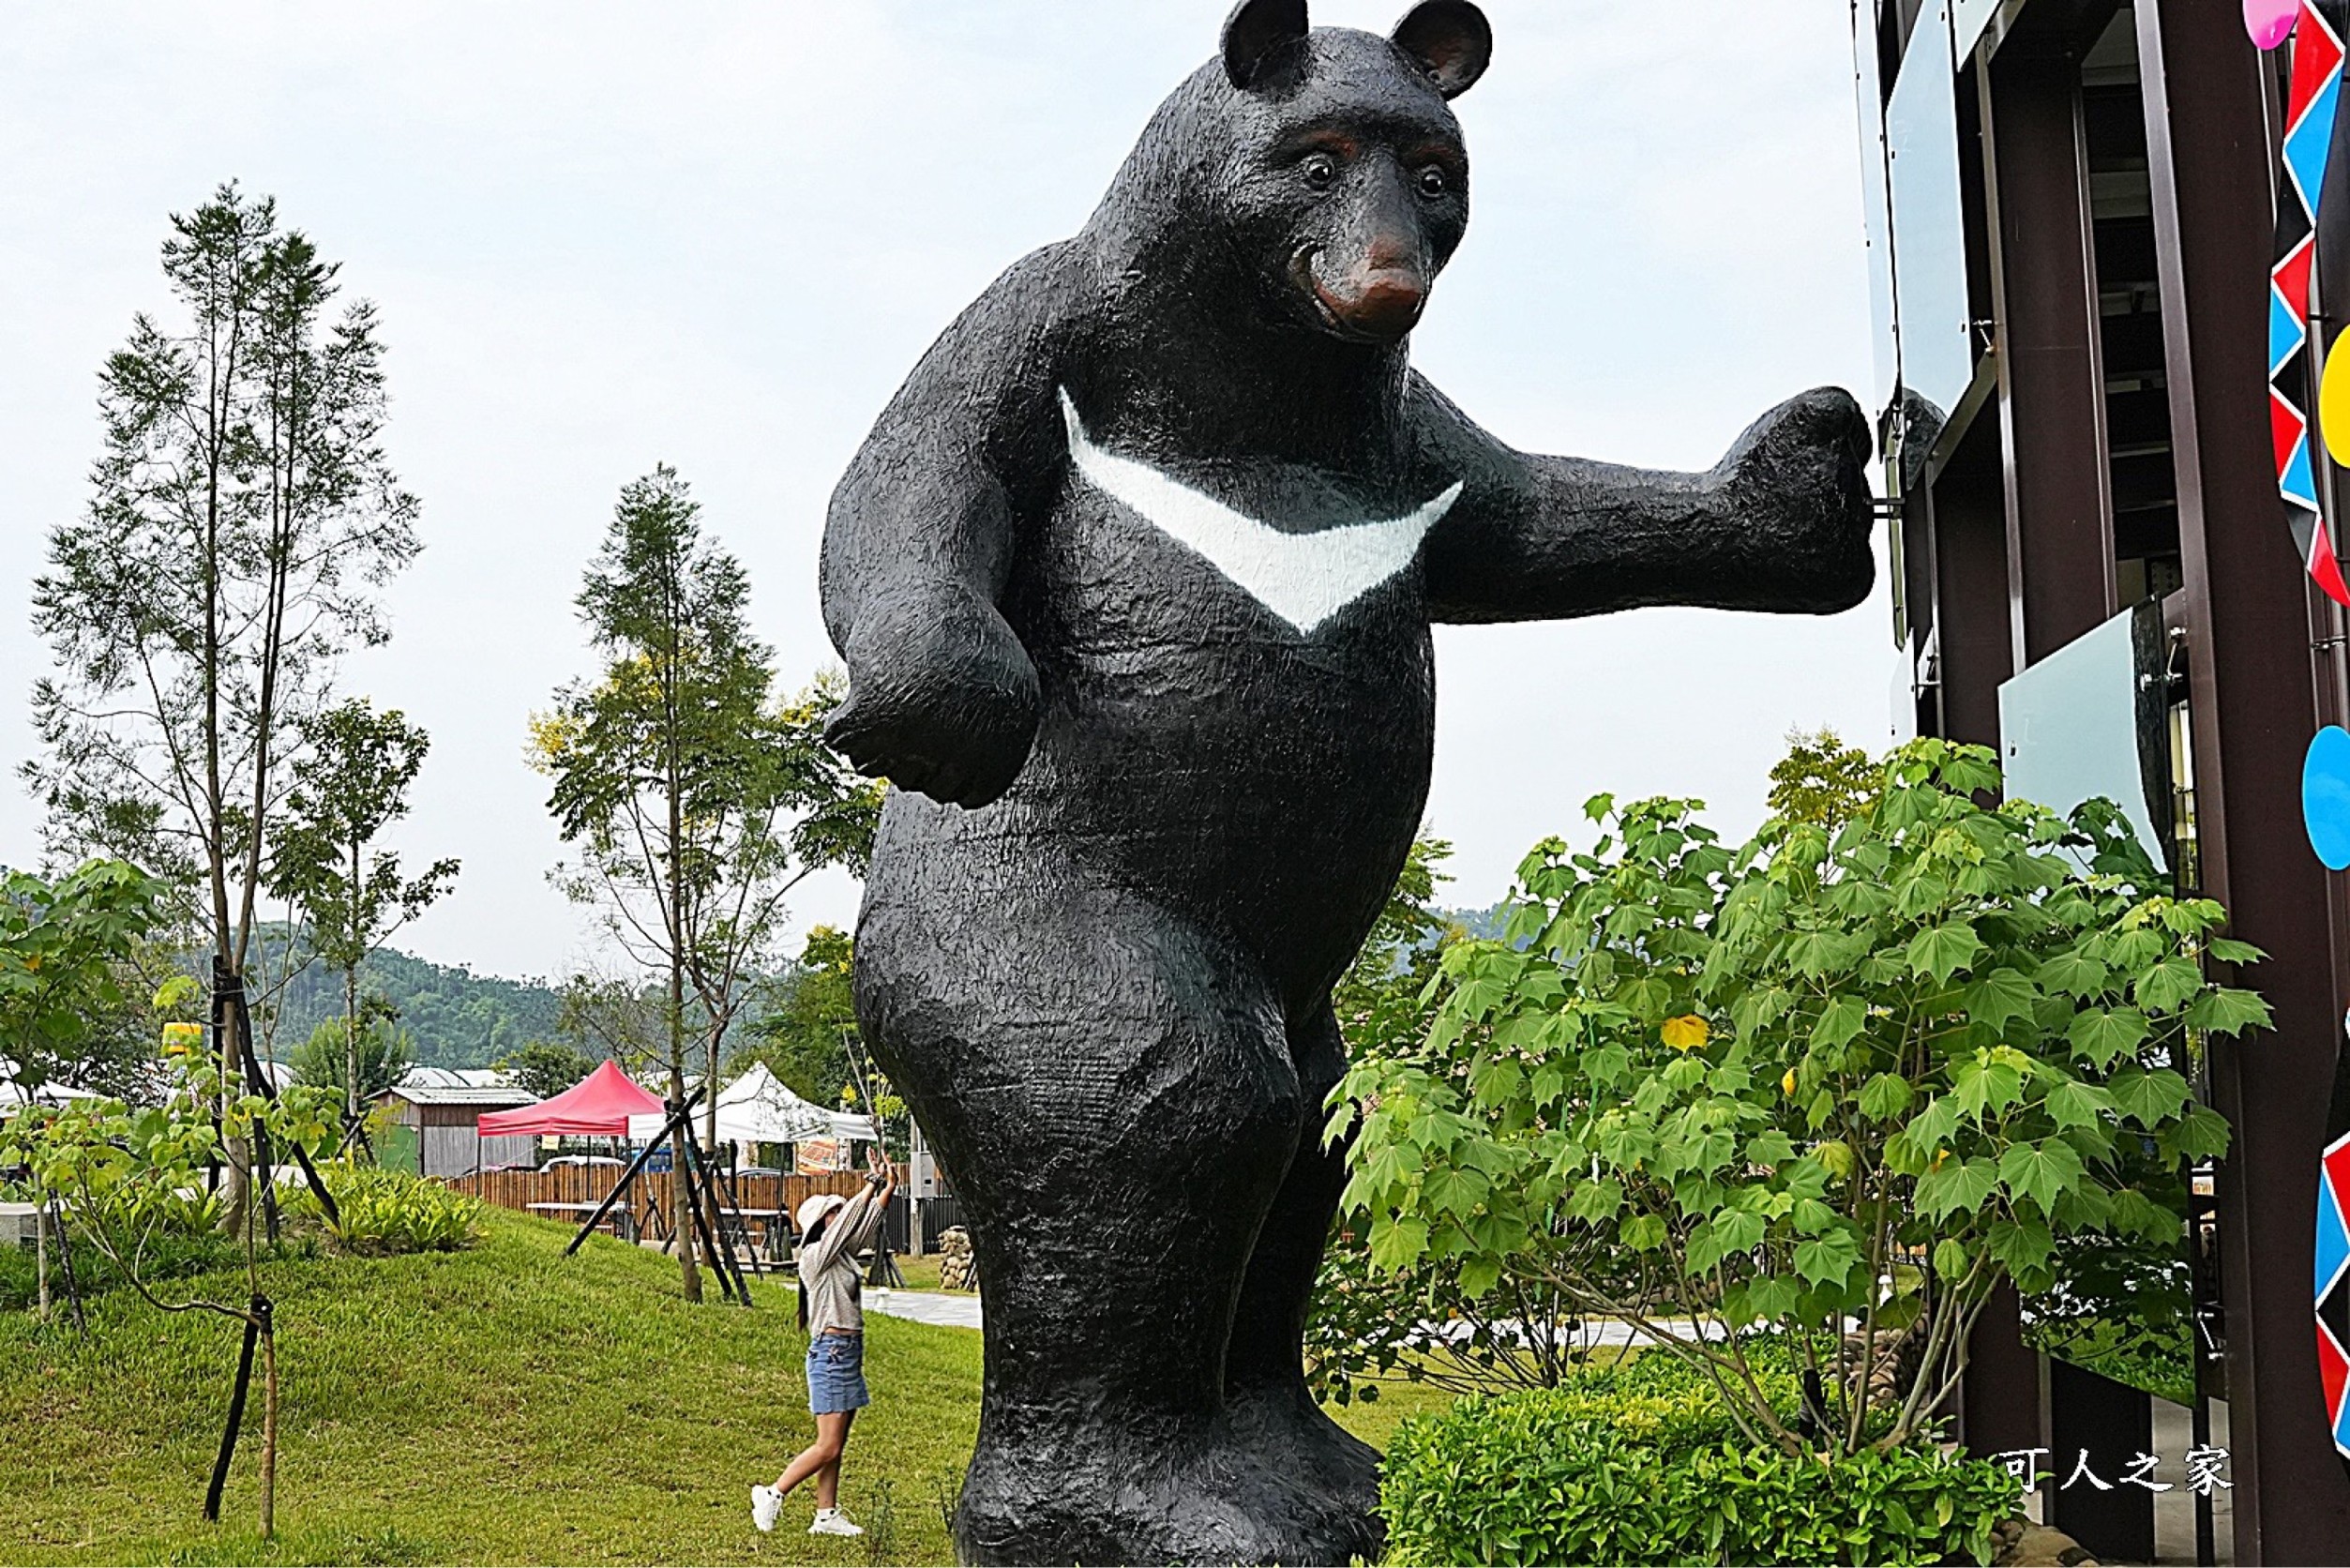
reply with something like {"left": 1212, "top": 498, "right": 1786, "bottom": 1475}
{"left": 795, "top": 1192, "right": 848, "bottom": 1234}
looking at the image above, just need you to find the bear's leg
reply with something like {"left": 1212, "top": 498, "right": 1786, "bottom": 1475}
{"left": 1224, "top": 1003, "right": 1385, "bottom": 1557}
{"left": 858, "top": 871, "right": 1354, "bottom": 1566}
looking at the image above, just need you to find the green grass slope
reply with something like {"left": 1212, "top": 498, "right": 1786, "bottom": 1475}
{"left": 4, "top": 1209, "right": 1439, "bottom": 1566}
{"left": 3, "top": 1211, "right": 980, "bottom": 1565}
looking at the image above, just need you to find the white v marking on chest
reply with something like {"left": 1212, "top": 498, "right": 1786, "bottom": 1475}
{"left": 1060, "top": 388, "right": 1462, "bottom": 636}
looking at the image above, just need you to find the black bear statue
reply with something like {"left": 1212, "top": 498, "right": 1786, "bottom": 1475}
{"left": 820, "top": 2, "right": 1874, "bottom": 1562}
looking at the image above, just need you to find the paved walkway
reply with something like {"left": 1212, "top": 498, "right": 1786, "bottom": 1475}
{"left": 866, "top": 1287, "right": 983, "bottom": 1329}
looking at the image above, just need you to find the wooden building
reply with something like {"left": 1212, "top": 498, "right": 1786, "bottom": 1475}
{"left": 372, "top": 1073, "right": 536, "bottom": 1179}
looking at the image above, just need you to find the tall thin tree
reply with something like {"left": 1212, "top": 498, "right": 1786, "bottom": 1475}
{"left": 531, "top": 466, "right": 875, "bottom": 1301}
{"left": 29, "top": 182, "right": 420, "bottom": 1222}
{"left": 269, "top": 699, "right": 459, "bottom": 1130}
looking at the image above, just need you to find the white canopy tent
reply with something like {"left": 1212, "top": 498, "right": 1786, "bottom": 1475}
{"left": 625, "top": 1062, "right": 878, "bottom": 1148}
{"left": 0, "top": 1078, "right": 99, "bottom": 1112}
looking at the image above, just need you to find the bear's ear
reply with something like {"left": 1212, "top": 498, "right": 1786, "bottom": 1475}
{"left": 1222, "top": 0, "right": 1308, "bottom": 91}
{"left": 1391, "top": 0, "right": 1491, "bottom": 98}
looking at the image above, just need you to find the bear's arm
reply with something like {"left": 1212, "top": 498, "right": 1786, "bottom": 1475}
{"left": 819, "top": 247, "right": 1075, "bottom": 808}
{"left": 1409, "top": 373, "right": 1876, "bottom": 625}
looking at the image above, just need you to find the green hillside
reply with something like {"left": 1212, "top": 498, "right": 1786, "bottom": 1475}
{"left": 263, "top": 942, "right": 564, "bottom": 1068}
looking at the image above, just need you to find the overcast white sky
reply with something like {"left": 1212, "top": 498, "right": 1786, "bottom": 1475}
{"left": 0, "top": 1, "right": 1892, "bottom": 984}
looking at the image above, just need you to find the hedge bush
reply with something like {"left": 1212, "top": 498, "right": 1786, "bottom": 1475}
{"left": 314, "top": 1167, "right": 482, "bottom": 1255}
{"left": 1378, "top": 1381, "right": 2017, "bottom": 1567}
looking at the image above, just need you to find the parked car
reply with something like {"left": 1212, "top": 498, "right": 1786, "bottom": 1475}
{"left": 542, "top": 1154, "right": 625, "bottom": 1170}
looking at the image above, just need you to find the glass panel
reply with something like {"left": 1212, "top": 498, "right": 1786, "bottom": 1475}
{"left": 2001, "top": 607, "right": 2195, "bottom": 1410}
{"left": 1953, "top": 0, "right": 2001, "bottom": 62}
{"left": 1887, "top": 3, "right": 1974, "bottom": 431}
{"left": 1996, "top": 604, "right": 2171, "bottom": 873}
{"left": 1853, "top": 2, "right": 1900, "bottom": 422}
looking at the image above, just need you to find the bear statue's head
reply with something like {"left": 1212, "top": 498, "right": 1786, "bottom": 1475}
{"left": 1092, "top": 0, "right": 1492, "bottom": 349}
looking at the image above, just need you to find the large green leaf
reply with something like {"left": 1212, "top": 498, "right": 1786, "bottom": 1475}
{"left": 1951, "top": 1053, "right": 2026, "bottom": 1123}
{"left": 2186, "top": 987, "right": 2274, "bottom": 1037}
{"left": 2034, "top": 950, "right": 2111, "bottom": 999}
{"left": 1811, "top": 994, "right": 1866, "bottom": 1050}
{"left": 1619, "top": 1213, "right": 1667, "bottom": 1251}
{"left": 1370, "top": 1215, "right": 1429, "bottom": 1272}
{"left": 1790, "top": 1196, "right": 1840, "bottom": 1234}
{"left": 1858, "top": 1072, "right": 1913, "bottom": 1123}
{"left": 1712, "top": 1208, "right": 1768, "bottom": 1255}
{"left": 1916, "top": 1155, "right": 1998, "bottom": 1219}
{"left": 1892, "top": 871, "right": 1950, "bottom": 919}
{"left": 1987, "top": 1215, "right": 2056, "bottom": 1281}
{"left": 1998, "top": 1139, "right": 2086, "bottom": 1213}
{"left": 2066, "top": 1006, "right": 2149, "bottom": 1068}
{"left": 2107, "top": 1065, "right": 2192, "bottom": 1129}
{"left": 1564, "top": 1177, "right": 1624, "bottom": 1224}
{"left": 1746, "top": 1274, "right": 1801, "bottom": 1320}
{"left": 2041, "top": 1078, "right": 2115, "bottom": 1132}
{"left": 2134, "top": 957, "right": 2203, "bottom": 1016}
{"left": 1424, "top": 1165, "right": 1492, "bottom": 1218}
{"left": 1964, "top": 967, "right": 2040, "bottom": 1033}
{"left": 1795, "top": 1228, "right": 1861, "bottom": 1289}
{"left": 1785, "top": 928, "right": 1868, "bottom": 979}
{"left": 1906, "top": 921, "right": 1984, "bottom": 984}
{"left": 2161, "top": 1104, "right": 2233, "bottom": 1161}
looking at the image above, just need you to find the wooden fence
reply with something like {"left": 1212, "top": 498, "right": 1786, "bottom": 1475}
{"left": 442, "top": 1165, "right": 866, "bottom": 1248}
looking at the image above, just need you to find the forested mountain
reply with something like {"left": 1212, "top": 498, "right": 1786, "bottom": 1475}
{"left": 261, "top": 941, "right": 563, "bottom": 1067}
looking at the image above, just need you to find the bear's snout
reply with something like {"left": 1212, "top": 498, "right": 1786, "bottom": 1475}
{"left": 1297, "top": 247, "right": 1428, "bottom": 341}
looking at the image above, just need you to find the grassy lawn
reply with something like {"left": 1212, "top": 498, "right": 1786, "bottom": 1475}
{"left": 2, "top": 1209, "right": 1441, "bottom": 1565}
{"left": 5, "top": 1211, "right": 976, "bottom": 1565}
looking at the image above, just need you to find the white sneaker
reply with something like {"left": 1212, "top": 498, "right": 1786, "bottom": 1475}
{"left": 751, "top": 1485, "right": 781, "bottom": 1533}
{"left": 808, "top": 1508, "right": 865, "bottom": 1537}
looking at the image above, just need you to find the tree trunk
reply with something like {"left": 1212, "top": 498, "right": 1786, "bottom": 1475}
{"left": 344, "top": 957, "right": 360, "bottom": 1133}
{"left": 218, "top": 971, "right": 251, "bottom": 1235}
{"left": 34, "top": 1203, "right": 48, "bottom": 1321}
{"left": 670, "top": 1089, "right": 701, "bottom": 1304}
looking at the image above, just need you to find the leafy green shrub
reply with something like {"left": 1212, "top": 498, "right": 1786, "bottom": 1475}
{"left": 1334, "top": 739, "right": 2263, "bottom": 1458}
{"left": 313, "top": 1167, "right": 481, "bottom": 1254}
{"left": 1379, "top": 1384, "right": 2017, "bottom": 1567}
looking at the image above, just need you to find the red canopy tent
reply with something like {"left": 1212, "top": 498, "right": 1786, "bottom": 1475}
{"left": 476, "top": 1060, "right": 663, "bottom": 1138}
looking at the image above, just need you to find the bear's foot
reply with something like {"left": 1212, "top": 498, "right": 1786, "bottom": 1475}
{"left": 955, "top": 1410, "right": 1375, "bottom": 1567}
{"left": 1226, "top": 1377, "right": 1384, "bottom": 1557}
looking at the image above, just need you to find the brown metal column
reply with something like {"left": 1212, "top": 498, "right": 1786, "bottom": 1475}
{"left": 2140, "top": 1, "right": 2350, "bottom": 1559}
{"left": 1928, "top": 409, "right": 2015, "bottom": 747}
{"left": 1984, "top": 37, "right": 2119, "bottom": 665}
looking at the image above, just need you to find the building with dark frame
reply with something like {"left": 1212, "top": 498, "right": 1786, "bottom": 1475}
{"left": 1853, "top": 1, "right": 2350, "bottom": 1560}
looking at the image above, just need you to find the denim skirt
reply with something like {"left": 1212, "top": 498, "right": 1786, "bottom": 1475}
{"left": 807, "top": 1331, "right": 869, "bottom": 1414}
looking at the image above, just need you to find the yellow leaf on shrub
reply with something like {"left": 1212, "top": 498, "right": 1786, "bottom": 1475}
{"left": 1662, "top": 1015, "right": 1710, "bottom": 1051}
{"left": 1781, "top": 1069, "right": 1798, "bottom": 1096}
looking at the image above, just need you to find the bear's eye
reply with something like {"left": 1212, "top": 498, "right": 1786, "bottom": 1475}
{"left": 1417, "top": 166, "right": 1450, "bottom": 197}
{"left": 1301, "top": 153, "right": 1338, "bottom": 189}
